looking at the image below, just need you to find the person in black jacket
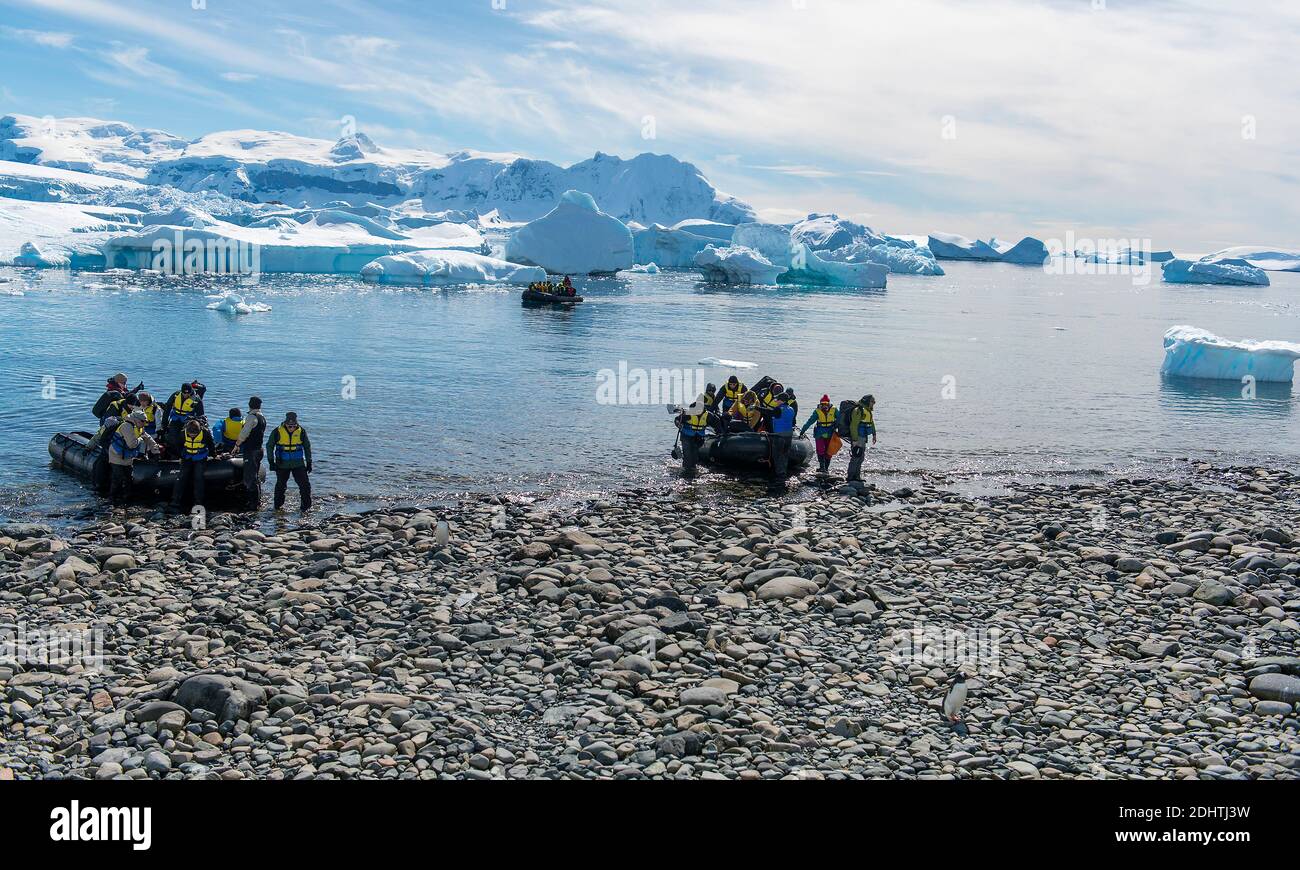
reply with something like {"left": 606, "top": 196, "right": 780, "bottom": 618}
{"left": 234, "top": 395, "right": 268, "bottom": 508}
{"left": 161, "top": 382, "right": 204, "bottom": 458}
{"left": 171, "top": 419, "right": 216, "bottom": 513}
{"left": 91, "top": 373, "right": 143, "bottom": 422}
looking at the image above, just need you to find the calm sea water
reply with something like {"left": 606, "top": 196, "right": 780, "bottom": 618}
{"left": 1, "top": 262, "right": 1297, "bottom": 520}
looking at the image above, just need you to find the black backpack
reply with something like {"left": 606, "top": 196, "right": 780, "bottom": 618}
{"left": 836, "top": 400, "right": 856, "bottom": 437}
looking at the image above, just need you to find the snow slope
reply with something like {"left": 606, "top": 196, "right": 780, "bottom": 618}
{"left": 0, "top": 198, "right": 141, "bottom": 267}
{"left": 504, "top": 190, "right": 634, "bottom": 275}
{"left": 1161, "top": 326, "right": 1300, "bottom": 383}
{"left": 0, "top": 159, "right": 142, "bottom": 202}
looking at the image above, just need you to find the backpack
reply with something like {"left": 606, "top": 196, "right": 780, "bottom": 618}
{"left": 836, "top": 400, "right": 856, "bottom": 437}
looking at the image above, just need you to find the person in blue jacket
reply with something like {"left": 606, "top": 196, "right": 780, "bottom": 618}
{"left": 768, "top": 392, "right": 796, "bottom": 478}
{"left": 212, "top": 407, "right": 244, "bottom": 454}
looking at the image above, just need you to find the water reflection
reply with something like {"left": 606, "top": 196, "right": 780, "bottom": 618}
{"left": 1158, "top": 374, "right": 1295, "bottom": 418}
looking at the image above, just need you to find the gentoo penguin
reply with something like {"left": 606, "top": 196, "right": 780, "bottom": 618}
{"left": 943, "top": 673, "right": 968, "bottom": 735}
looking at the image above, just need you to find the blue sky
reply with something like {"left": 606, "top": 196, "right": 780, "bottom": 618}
{"left": 2, "top": 0, "right": 1297, "bottom": 251}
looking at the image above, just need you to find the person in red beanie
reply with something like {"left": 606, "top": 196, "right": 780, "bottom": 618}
{"left": 799, "top": 394, "right": 841, "bottom": 474}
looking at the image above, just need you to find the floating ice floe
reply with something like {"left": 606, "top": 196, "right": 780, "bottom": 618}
{"left": 625, "top": 262, "right": 660, "bottom": 274}
{"left": 360, "top": 249, "right": 545, "bottom": 286}
{"left": 1075, "top": 246, "right": 1175, "bottom": 264}
{"left": 698, "top": 357, "right": 757, "bottom": 369}
{"left": 504, "top": 190, "right": 634, "bottom": 275}
{"left": 928, "top": 232, "right": 1049, "bottom": 264}
{"left": 694, "top": 245, "right": 783, "bottom": 285}
{"left": 1161, "top": 257, "right": 1269, "bottom": 287}
{"left": 1201, "top": 246, "right": 1300, "bottom": 273}
{"left": 1161, "top": 325, "right": 1300, "bottom": 383}
{"left": 631, "top": 223, "right": 716, "bottom": 268}
{"left": 206, "top": 293, "right": 270, "bottom": 314}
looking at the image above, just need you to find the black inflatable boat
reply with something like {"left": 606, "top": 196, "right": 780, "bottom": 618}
{"left": 49, "top": 431, "right": 262, "bottom": 503}
{"left": 699, "top": 431, "right": 814, "bottom": 472}
{"left": 522, "top": 286, "right": 583, "bottom": 307}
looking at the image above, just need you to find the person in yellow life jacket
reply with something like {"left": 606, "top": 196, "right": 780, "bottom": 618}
{"left": 757, "top": 381, "right": 784, "bottom": 431}
{"left": 846, "top": 394, "right": 878, "bottom": 482}
{"left": 799, "top": 394, "right": 840, "bottom": 474}
{"left": 675, "top": 394, "right": 711, "bottom": 476}
{"left": 212, "top": 407, "right": 244, "bottom": 454}
{"left": 171, "top": 419, "right": 216, "bottom": 513}
{"left": 729, "top": 390, "right": 762, "bottom": 432}
{"left": 107, "top": 410, "right": 159, "bottom": 503}
{"left": 162, "top": 382, "right": 204, "bottom": 458}
{"left": 268, "top": 412, "right": 312, "bottom": 512}
{"left": 719, "top": 375, "right": 747, "bottom": 413}
{"left": 135, "top": 392, "right": 160, "bottom": 436}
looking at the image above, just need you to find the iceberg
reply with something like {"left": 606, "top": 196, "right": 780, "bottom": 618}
{"left": 928, "top": 232, "right": 1048, "bottom": 264}
{"left": 504, "top": 190, "right": 634, "bottom": 275}
{"left": 693, "top": 245, "right": 783, "bottom": 285}
{"left": 11, "top": 241, "right": 69, "bottom": 268}
{"left": 632, "top": 223, "right": 716, "bottom": 268}
{"left": 206, "top": 292, "right": 270, "bottom": 314}
{"left": 790, "top": 213, "right": 885, "bottom": 251}
{"left": 784, "top": 246, "right": 889, "bottom": 288}
{"left": 1161, "top": 326, "right": 1300, "bottom": 383}
{"left": 625, "top": 262, "right": 660, "bottom": 274}
{"left": 698, "top": 357, "right": 757, "bottom": 369}
{"left": 361, "top": 249, "right": 544, "bottom": 286}
{"left": 670, "top": 219, "right": 736, "bottom": 243}
{"left": 819, "top": 240, "right": 944, "bottom": 276}
{"left": 928, "top": 232, "right": 1003, "bottom": 261}
{"left": 1161, "top": 257, "right": 1269, "bottom": 287}
{"left": 1201, "top": 246, "right": 1300, "bottom": 272}
{"left": 731, "top": 222, "right": 796, "bottom": 268}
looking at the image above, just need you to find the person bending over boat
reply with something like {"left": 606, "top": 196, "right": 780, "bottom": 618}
{"left": 800, "top": 394, "right": 840, "bottom": 474}
{"left": 676, "top": 394, "right": 711, "bottom": 476}
{"left": 213, "top": 407, "right": 244, "bottom": 454}
{"left": 768, "top": 393, "right": 796, "bottom": 478}
{"left": 100, "top": 392, "right": 140, "bottom": 428}
{"left": 757, "top": 381, "right": 784, "bottom": 431}
{"left": 136, "top": 392, "right": 161, "bottom": 437}
{"left": 845, "top": 394, "right": 878, "bottom": 482}
{"left": 729, "top": 390, "right": 762, "bottom": 433}
{"left": 719, "top": 376, "right": 747, "bottom": 413}
{"left": 107, "top": 410, "right": 159, "bottom": 504}
{"left": 91, "top": 373, "right": 143, "bottom": 422}
{"left": 171, "top": 419, "right": 216, "bottom": 513}
{"left": 268, "top": 412, "right": 312, "bottom": 512}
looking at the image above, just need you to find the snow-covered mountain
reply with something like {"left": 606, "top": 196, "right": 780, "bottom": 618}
{"left": 0, "top": 114, "right": 753, "bottom": 225}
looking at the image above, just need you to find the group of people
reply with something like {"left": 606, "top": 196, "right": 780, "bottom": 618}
{"left": 88, "top": 373, "right": 314, "bottom": 513}
{"left": 528, "top": 275, "right": 578, "bottom": 297}
{"left": 675, "top": 374, "right": 878, "bottom": 479}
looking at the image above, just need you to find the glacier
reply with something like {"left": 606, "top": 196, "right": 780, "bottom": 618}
{"left": 1161, "top": 326, "right": 1300, "bottom": 383}
{"left": 1202, "top": 246, "right": 1300, "bottom": 273}
{"left": 12, "top": 240, "right": 69, "bottom": 268}
{"left": 504, "top": 190, "right": 634, "bottom": 275}
{"left": 1, "top": 115, "right": 753, "bottom": 225}
{"left": 694, "top": 245, "right": 783, "bottom": 285}
{"left": 1162, "top": 257, "right": 1270, "bottom": 286}
{"left": 361, "top": 250, "right": 545, "bottom": 287}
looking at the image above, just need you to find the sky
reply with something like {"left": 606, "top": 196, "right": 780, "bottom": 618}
{"left": 1, "top": 0, "right": 1297, "bottom": 252}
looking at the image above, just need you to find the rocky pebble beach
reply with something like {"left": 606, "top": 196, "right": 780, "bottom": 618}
{"left": 2, "top": 462, "right": 1298, "bottom": 780}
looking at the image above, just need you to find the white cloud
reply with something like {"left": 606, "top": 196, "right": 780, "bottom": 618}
{"left": 221, "top": 71, "right": 258, "bottom": 83}
{"left": 2, "top": 26, "right": 74, "bottom": 47}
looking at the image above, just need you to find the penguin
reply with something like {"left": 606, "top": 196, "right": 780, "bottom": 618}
{"left": 942, "top": 673, "right": 968, "bottom": 735}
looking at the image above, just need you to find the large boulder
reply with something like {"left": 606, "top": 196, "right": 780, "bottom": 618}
{"left": 172, "top": 674, "right": 266, "bottom": 722}
{"left": 504, "top": 190, "right": 634, "bottom": 275}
